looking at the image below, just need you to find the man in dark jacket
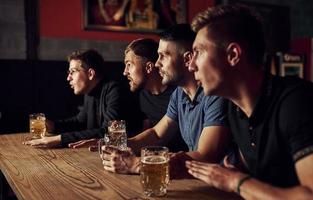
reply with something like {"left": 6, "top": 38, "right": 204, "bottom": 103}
{"left": 24, "top": 49, "right": 123, "bottom": 148}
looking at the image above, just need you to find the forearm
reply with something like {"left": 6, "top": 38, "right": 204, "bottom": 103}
{"left": 54, "top": 116, "right": 85, "bottom": 133}
{"left": 185, "top": 148, "right": 225, "bottom": 163}
{"left": 128, "top": 128, "right": 163, "bottom": 154}
{"left": 185, "top": 151, "right": 207, "bottom": 161}
{"left": 239, "top": 177, "right": 313, "bottom": 200}
{"left": 61, "top": 128, "right": 105, "bottom": 147}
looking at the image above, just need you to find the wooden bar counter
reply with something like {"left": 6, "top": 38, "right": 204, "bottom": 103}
{"left": 0, "top": 133, "right": 240, "bottom": 200}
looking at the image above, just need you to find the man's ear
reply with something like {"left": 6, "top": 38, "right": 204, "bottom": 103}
{"left": 88, "top": 68, "right": 96, "bottom": 80}
{"left": 145, "top": 61, "right": 154, "bottom": 74}
{"left": 226, "top": 42, "right": 241, "bottom": 66}
{"left": 183, "top": 51, "right": 193, "bottom": 68}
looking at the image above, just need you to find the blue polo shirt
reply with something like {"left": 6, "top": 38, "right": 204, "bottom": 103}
{"left": 166, "top": 87, "right": 228, "bottom": 151}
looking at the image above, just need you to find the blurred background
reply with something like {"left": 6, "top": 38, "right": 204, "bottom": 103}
{"left": 0, "top": 0, "right": 312, "bottom": 133}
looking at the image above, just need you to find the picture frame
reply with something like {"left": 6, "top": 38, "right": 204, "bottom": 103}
{"left": 82, "top": 0, "right": 187, "bottom": 33}
{"left": 275, "top": 52, "right": 305, "bottom": 79}
{"left": 281, "top": 63, "right": 304, "bottom": 78}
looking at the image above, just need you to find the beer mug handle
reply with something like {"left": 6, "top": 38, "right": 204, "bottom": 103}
{"left": 98, "top": 134, "right": 109, "bottom": 159}
{"left": 98, "top": 138, "right": 104, "bottom": 159}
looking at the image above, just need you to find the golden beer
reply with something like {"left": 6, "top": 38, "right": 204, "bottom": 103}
{"left": 140, "top": 153, "right": 169, "bottom": 196}
{"left": 29, "top": 113, "right": 46, "bottom": 139}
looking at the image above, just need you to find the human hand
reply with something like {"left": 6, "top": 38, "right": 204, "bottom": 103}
{"left": 101, "top": 146, "right": 140, "bottom": 174}
{"left": 23, "top": 135, "right": 61, "bottom": 148}
{"left": 186, "top": 160, "right": 245, "bottom": 193}
{"left": 68, "top": 138, "right": 98, "bottom": 149}
{"left": 169, "top": 151, "right": 193, "bottom": 179}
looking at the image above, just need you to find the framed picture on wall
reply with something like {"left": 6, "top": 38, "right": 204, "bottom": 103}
{"left": 82, "top": 0, "right": 187, "bottom": 33}
{"left": 281, "top": 63, "right": 304, "bottom": 78}
{"left": 276, "top": 52, "right": 305, "bottom": 79}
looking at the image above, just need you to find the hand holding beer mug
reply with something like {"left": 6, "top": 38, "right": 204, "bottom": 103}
{"left": 98, "top": 120, "right": 127, "bottom": 158}
{"left": 140, "top": 146, "right": 169, "bottom": 197}
{"left": 29, "top": 113, "right": 46, "bottom": 139}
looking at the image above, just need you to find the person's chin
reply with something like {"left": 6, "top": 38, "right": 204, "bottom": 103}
{"left": 161, "top": 78, "right": 170, "bottom": 85}
{"left": 129, "top": 83, "right": 137, "bottom": 92}
{"left": 196, "top": 80, "right": 202, "bottom": 86}
{"left": 130, "top": 86, "right": 137, "bottom": 92}
{"left": 73, "top": 89, "right": 82, "bottom": 95}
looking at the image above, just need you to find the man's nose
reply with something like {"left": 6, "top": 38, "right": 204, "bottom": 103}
{"left": 188, "top": 57, "right": 196, "bottom": 72}
{"left": 67, "top": 74, "right": 72, "bottom": 81}
{"left": 155, "top": 60, "right": 161, "bottom": 69}
{"left": 123, "top": 68, "right": 128, "bottom": 76}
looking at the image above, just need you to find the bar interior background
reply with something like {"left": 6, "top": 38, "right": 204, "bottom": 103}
{"left": 0, "top": 0, "right": 313, "bottom": 133}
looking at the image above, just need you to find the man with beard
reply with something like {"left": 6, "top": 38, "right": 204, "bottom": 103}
{"left": 101, "top": 24, "right": 230, "bottom": 178}
{"left": 123, "top": 38, "right": 187, "bottom": 152}
{"left": 72, "top": 39, "right": 187, "bottom": 152}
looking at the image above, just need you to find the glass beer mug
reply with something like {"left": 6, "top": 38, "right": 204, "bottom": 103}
{"left": 98, "top": 120, "right": 127, "bottom": 158}
{"left": 29, "top": 113, "right": 46, "bottom": 139}
{"left": 140, "top": 146, "right": 169, "bottom": 197}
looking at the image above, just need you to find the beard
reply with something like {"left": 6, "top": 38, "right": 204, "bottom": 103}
{"left": 128, "top": 78, "right": 144, "bottom": 92}
{"left": 161, "top": 71, "right": 183, "bottom": 86}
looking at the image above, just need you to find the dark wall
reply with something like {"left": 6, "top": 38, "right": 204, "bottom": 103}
{"left": 0, "top": 60, "right": 125, "bottom": 134}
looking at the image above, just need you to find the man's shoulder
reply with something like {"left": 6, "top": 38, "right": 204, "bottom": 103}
{"left": 202, "top": 94, "right": 227, "bottom": 106}
{"left": 273, "top": 76, "right": 313, "bottom": 101}
{"left": 100, "top": 80, "right": 125, "bottom": 94}
{"left": 102, "top": 80, "right": 120, "bottom": 88}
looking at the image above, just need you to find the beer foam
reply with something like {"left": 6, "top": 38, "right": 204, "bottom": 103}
{"left": 142, "top": 156, "right": 168, "bottom": 164}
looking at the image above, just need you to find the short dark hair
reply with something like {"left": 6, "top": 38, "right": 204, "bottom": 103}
{"left": 159, "top": 23, "right": 196, "bottom": 52}
{"left": 125, "top": 38, "right": 158, "bottom": 63}
{"left": 192, "top": 4, "right": 265, "bottom": 66}
{"left": 67, "top": 49, "right": 106, "bottom": 78}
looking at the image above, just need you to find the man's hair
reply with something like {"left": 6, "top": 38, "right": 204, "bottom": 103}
{"left": 159, "top": 23, "right": 196, "bottom": 52}
{"left": 125, "top": 38, "right": 158, "bottom": 63}
{"left": 192, "top": 4, "right": 265, "bottom": 66}
{"left": 67, "top": 49, "right": 106, "bottom": 78}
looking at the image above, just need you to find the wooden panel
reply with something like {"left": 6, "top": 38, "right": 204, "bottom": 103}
{"left": 0, "top": 133, "right": 241, "bottom": 200}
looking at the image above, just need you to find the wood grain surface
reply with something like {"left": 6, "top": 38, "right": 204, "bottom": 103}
{"left": 0, "top": 133, "right": 241, "bottom": 200}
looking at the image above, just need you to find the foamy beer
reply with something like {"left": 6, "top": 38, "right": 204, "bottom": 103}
{"left": 29, "top": 113, "right": 46, "bottom": 139}
{"left": 140, "top": 146, "right": 169, "bottom": 197}
{"left": 107, "top": 120, "right": 127, "bottom": 151}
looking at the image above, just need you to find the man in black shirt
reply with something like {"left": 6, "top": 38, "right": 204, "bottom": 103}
{"left": 24, "top": 49, "right": 123, "bottom": 148}
{"left": 186, "top": 4, "right": 313, "bottom": 199}
{"left": 123, "top": 38, "right": 187, "bottom": 152}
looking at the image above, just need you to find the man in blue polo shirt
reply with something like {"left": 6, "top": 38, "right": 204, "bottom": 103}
{"left": 101, "top": 24, "right": 230, "bottom": 178}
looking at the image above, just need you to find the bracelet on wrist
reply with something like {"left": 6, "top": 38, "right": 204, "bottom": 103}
{"left": 236, "top": 175, "right": 251, "bottom": 194}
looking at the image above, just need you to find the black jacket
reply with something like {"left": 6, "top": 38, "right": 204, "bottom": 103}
{"left": 55, "top": 80, "right": 122, "bottom": 147}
